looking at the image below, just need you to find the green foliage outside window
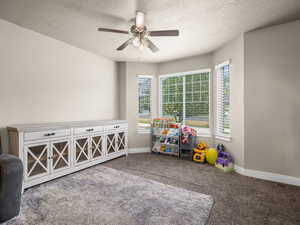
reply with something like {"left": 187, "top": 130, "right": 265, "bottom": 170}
{"left": 161, "top": 73, "right": 209, "bottom": 128}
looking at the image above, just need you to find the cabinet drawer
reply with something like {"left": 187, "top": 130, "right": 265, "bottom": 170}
{"left": 73, "top": 126, "right": 104, "bottom": 135}
{"left": 24, "top": 129, "right": 71, "bottom": 141}
{"left": 104, "top": 123, "right": 128, "bottom": 132}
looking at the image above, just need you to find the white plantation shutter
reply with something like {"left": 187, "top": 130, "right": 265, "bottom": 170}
{"left": 137, "top": 75, "right": 152, "bottom": 133}
{"left": 215, "top": 61, "right": 231, "bottom": 139}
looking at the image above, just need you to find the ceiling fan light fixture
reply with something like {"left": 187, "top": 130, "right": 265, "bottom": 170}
{"left": 139, "top": 43, "right": 144, "bottom": 51}
{"left": 132, "top": 36, "right": 141, "bottom": 47}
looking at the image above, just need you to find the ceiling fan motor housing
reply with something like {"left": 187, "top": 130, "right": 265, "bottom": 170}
{"left": 130, "top": 25, "right": 147, "bottom": 34}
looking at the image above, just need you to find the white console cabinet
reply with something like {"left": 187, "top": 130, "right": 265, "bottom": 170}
{"left": 7, "top": 120, "right": 128, "bottom": 189}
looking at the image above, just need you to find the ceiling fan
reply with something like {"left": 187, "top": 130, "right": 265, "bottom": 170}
{"left": 98, "top": 11, "right": 179, "bottom": 53}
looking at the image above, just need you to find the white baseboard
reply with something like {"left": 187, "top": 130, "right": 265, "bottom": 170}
{"left": 234, "top": 165, "right": 300, "bottom": 187}
{"left": 128, "top": 147, "right": 151, "bottom": 154}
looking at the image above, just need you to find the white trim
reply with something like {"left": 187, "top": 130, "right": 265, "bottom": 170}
{"left": 215, "top": 59, "right": 231, "bottom": 69}
{"left": 136, "top": 129, "right": 151, "bottom": 134}
{"left": 234, "top": 165, "right": 300, "bottom": 187}
{"left": 197, "top": 134, "right": 212, "bottom": 138}
{"left": 193, "top": 127, "right": 212, "bottom": 138}
{"left": 234, "top": 165, "right": 246, "bottom": 175}
{"left": 128, "top": 147, "right": 151, "bottom": 154}
{"left": 158, "top": 69, "right": 212, "bottom": 133}
{"left": 215, "top": 135, "right": 232, "bottom": 142}
{"left": 136, "top": 75, "right": 153, "bottom": 78}
{"left": 215, "top": 60, "right": 231, "bottom": 137}
{"left": 159, "top": 68, "right": 211, "bottom": 78}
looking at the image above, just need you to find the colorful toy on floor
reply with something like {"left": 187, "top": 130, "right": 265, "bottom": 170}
{"left": 181, "top": 126, "right": 197, "bottom": 144}
{"left": 206, "top": 148, "right": 218, "bottom": 165}
{"left": 168, "top": 123, "right": 179, "bottom": 129}
{"left": 193, "top": 150, "right": 206, "bottom": 163}
{"left": 152, "top": 118, "right": 177, "bottom": 128}
{"left": 198, "top": 141, "right": 208, "bottom": 150}
{"left": 193, "top": 141, "right": 208, "bottom": 163}
{"left": 215, "top": 144, "right": 234, "bottom": 172}
{"left": 165, "top": 147, "right": 172, "bottom": 153}
{"left": 160, "top": 145, "right": 166, "bottom": 152}
{"left": 216, "top": 143, "right": 225, "bottom": 152}
{"left": 161, "top": 129, "right": 169, "bottom": 135}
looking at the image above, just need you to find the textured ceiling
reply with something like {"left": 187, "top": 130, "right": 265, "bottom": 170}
{"left": 0, "top": 0, "right": 300, "bottom": 62}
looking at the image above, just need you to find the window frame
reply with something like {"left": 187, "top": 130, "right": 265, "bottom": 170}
{"left": 215, "top": 60, "right": 231, "bottom": 142}
{"left": 159, "top": 69, "right": 212, "bottom": 137}
{"left": 137, "top": 75, "right": 153, "bottom": 134}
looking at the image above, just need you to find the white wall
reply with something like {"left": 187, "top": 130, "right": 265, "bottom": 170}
{"left": 244, "top": 20, "right": 300, "bottom": 178}
{"left": 157, "top": 54, "right": 212, "bottom": 75}
{"left": 213, "top": 35, "right": 245, "bottom": 167}
{"left": 118, "top": 62, "right": 127, "bottom": 120}
{"left": 0, "top": 19, "right": 118, "bottom": 153}
{"left": 118, "top": 62, "right": 158, "bottom": 149}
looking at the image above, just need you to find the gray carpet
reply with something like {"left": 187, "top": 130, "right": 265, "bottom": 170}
{"left": 104, "top": 154, "right": 300, "bottom": 225}
{"left": 4, "top": 166, "right": 213, "bottom": 225}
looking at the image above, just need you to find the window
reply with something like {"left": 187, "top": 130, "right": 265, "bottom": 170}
{"left": 137, "top": 75, "right": 152, "bottom": 133}
{"left": 159, "top": 70, "right": 210, "bottom": 135}
{"left": 215, "top": 61, "right": 231, "bottom": 140}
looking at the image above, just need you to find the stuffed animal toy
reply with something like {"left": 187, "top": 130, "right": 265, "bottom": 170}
{"left": 216, "top": 143, "right": 225, "bottom": 152}
{"left": 193, "top": 141, "right": 208, "bottom": 163}
{"left": 198, "top": 141, "right": 208, "bottom": 150}
{"left": 215, "top": 144, "right": 234, "bottom": 172}
{"left": 181, "top": 126, "right": 197, "bottom": 144}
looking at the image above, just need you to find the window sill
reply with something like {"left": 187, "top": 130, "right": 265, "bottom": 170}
{"left": 197, "top": 133, "right": 212, "bottom": 138}
{"left": 192, "top": 127, "right": 211, "bottom": 138}
{"left": 136, "top": 129, "right": 151, "bottom": 134}
{"left": 215, "top": 135, "right": 232, "bottom": 142}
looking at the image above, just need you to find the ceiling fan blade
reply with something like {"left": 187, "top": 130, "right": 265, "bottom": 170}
{"left": 149, "top": 30, "right": 179, "bottom": 36}
{"left": 116, "top": 38, "right": 133, "bottom": 51}
{"left": 135, "top": 11, "right": 145, "bottom": 28}
{"left": 98, "top": 28, "right": 129, "bottom": 34}
{"left": 145, "top": 38, "right": 159, "bottom": 53}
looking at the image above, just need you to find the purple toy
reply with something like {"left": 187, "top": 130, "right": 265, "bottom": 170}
{"left": 216, "top": 144, "right": 234, "bottom": 169}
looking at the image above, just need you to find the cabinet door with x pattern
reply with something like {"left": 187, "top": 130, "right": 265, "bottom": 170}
{"left": 116, "top": 132, "right": 127, "bottom": 152}
{"left": 24, "top": 141, "right": 50, "bottom": 180}
{"left": 106, "top": 133, "right": 117, "bottom": 155}
{"left": 90, "top": 134, "right": 104, "bottom": 160}
{"left": 50, "top": 139, "right": 71, "bottom": 173}
{"left": 74, "top": 136, "right": 90, "bottom": 165}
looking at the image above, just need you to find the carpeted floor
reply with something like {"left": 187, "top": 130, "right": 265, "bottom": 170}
{"left": 4, "top": 165, "right": 213, "bottom": 225}
{"left": 104, "top": 153, "right": 300, "bottom": 225}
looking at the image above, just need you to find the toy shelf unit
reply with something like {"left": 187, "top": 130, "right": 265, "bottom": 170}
{"left": 151, "top": 118, "right": 180, "bottom": 157}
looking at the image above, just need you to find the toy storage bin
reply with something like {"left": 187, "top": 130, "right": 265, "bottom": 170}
{"left": 180, "top": 131, "right": 197, "bottom": 148}
{"left": 179, "top": 131, "right": 196, "bottom": 160}
{"left": 179, "top": 148, "right": 193, "bottom": 160}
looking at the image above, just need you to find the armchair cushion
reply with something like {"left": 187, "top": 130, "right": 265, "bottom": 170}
{"left": 0, "top": 154, "right": 23, "bottom": 223}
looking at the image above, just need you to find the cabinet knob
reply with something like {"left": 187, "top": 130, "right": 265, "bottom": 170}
{"left": 86, "top": 128, "right": 94, "bottom": 132}
{"left": 44, "top": 132, "right": 55, "bottom": 136}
